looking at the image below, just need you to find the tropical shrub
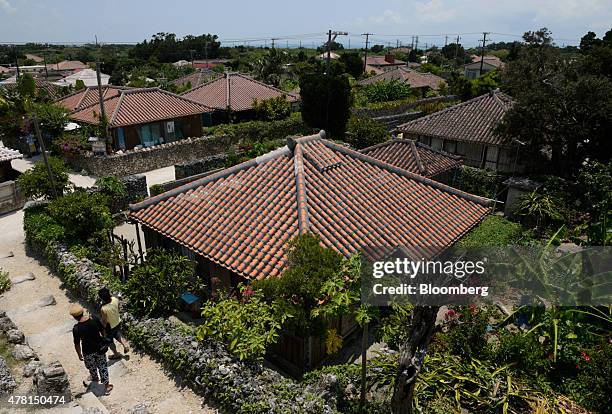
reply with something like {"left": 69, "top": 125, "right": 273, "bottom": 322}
{"left": 203, "top": 113, "right": 311, "bottom": 143}
{"left": 252, "top": 96, "right": 291, "bottom": 121}
{"left": 514, "top": 191, "right": 565, "bottom": 230}
{"left": 196, "top": 286, "right": 292, "bottom": 361}
{"left": 458, "top": 216, "right": 533, "bottom": 247}
{"left": 300, "top": 72, "right": 353, "bottom": 137}
{"left": 358, "top": 80, "right": 412, "bottom": 104}
{"left": 95, "top": 175, "right": 127, "bottom": 211}
{"left": 52, "top": 133, "right": 90, "bottom": 156}
{"left": 0, "top": 268, "right": 11, "bottom": 294}
{"left": 46, "top": 191, "right": 113, "bottom": 242}
{"left": 17, "top": 156, "right": 70, "bottom": 199}
{"left": 123, "top": 248, "right": 194, "bottom": 316}
{"left": 23, "top": 206, "right": 66, "bottom": 247}
{"left": 345, "top": 115, "right": 390, "bottom": 149}
{"left": 457, "top": 166, "right": 501, "bottom": 198}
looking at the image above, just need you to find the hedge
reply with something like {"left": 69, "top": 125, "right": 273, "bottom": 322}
{"left": 202, "top": 113, "right": 315, "bottom": 143}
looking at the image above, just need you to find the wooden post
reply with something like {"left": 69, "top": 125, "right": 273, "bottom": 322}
{"left": 135, "top": 222, "right": 144, "bottom": 263}
{"left": 122, "top": 236, "right": 129, "bottom": 281}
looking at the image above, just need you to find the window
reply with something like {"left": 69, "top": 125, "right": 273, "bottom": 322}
{"left": 139, "top": 123, "right": 164, "bottom": 147}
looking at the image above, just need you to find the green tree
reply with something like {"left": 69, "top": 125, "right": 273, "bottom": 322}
{"left": 345, "top": 115, "right": 390, "bottom": 149}
{"left": 498, "top": 28, "right": 612, "bottom": 176}
{"left": 359, "top": 79, "right": 412, "bottom": 103}
{"left": 299, "top": 72, "right": 352, "bottom": 137}
{"left": 46, "top": 190, "right": 113, "bottom": 241}
{"left": 124, "top": 248, "right": 194, "bottom": 316}
{"left": 17, "top": 156, "right": 70, "bottom": 199}
{"left": 74, "top": 79, "right": 86, "bottom": 90}
{"left": 339, "top": 52, "right": 364, "bottom": 78}
{"left": 252, "top": 96, "right": 291, "bottom": 121}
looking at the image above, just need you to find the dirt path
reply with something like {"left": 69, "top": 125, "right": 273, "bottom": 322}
{"left": 0, "top": 209, "right": 214, "bottom": 414}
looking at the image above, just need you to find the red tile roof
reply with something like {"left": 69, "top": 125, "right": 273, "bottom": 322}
{"left": 70, "top": 88, "right": 213, "bottom": 128}
{"left": 361, "top": 139, "right": 462, "bottom": 178}
{"left": 358, "top": 67, "right": 446, "bottom": 90}
{"left": 470, "top": 55, "right": 503, "bottom": 68}
{"left": 182, "top": 73, "right": 299, "bottom": 112}
{"left": 397, "top": 90, "right": 513, "bottom": 146}
{"left": 129, "top": 132, "right": 492, "bottom": 281}
{"left": 56, "top": 86, "right": 129, "bottom": 112}
{"left": 1, "top": 76, "right": 63, "bottom": 99}
{"left": 171, "top": 69, "right": 220, "bottom": 89}
{"left": 54, "top": 60, "right": 89, "bottom": 71}
{"left": 365, "top": 55, "right": 406, "bottom": 66}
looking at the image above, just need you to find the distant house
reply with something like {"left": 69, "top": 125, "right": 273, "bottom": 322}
{"left": 396, "top": 90, "right": 518, "bottom": 172}
{"left": 0, "top": 76, "right": 63, "bottom": 99}
{"left": 54, "top": 68, "right": 110, "bottom": 88}
{"left": 129, "top": 131, "right": 492, "bottom": 373}
{"left": 361, "top": 139, "right": 462, "bottom": 183}
{"left": 56, "top": 85, "right": 129, "bottom": 112}
{"left": 464, "top": 55, "right": 503, "bottom": 79}
{"left": 358, "top": 66, "right": 446, "bottom": 95}
{"left": 53, "top": 60, "right": 89, "bottom": 73}
{"left": 192, "top": 59, "right": 229, "bottom": 70}
{"left": 364, "top": 54, "right": 406, "bottom": 72}
{"left": 68, "top": 88, "right": 213, "bottom": 151}
{"left": 25, "top": 54, "right": 44, "bottom": 63}
{"left": 171, "top": 69, "right": 219, "bottom": 90}
{"left": 182, "top": 72, "right": 299, "bottom": 123}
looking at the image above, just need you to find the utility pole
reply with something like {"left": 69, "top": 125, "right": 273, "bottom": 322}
{"left": 445, "top": 35, "right": 448, "bottom": 46}
{"left": 326, "top": 29, "right": 348, "bottom": 74}
{"left": 362, "top": 32, "right": 372, "bottom": 72}
{"left": 32, "top": 112, "right": 58, "bottom": 199}
{"left": 411, "top": 36, "right": 414, "bottom": 50}
{"left": 454, "top": 35, "right": 461, "bottom": 61}
{"left": 271, "top": 38, "right": 279, "bottom": 49}
{"left": 479, "top": 32, "right": 489, "bottom": 75}
{"left": 396, "top": 39, "right": 399, "bottom": 48}
{"left": 204, "top": 41, "right": 209, "bottom": 68}
{"left": 415, "top": 36, "right": 419, "bottom": 52}
{"left": 13, "top": 45, "right": 20, "bottom": 79}
{"left": 94, "top": 35, "right": 110, "bottom": 154}
{"left": 189, "top": 49, "right": 195, "bottom": 66}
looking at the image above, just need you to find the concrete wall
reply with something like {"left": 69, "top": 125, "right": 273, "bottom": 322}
{"left": 67, "top": 134, "right": 241, "bottom": 177}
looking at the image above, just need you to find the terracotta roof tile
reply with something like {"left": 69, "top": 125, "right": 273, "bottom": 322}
{"left": 69, "top": 88, "right": 213, "bottom": 128}
{"left": 182, "top": 73, "right": 298, "bottom": 112}
{"left": 129, "top": 132, "right": 491, "bottom": 281}
{"left": 171, "top": 69, "right": 220, "bottom": 89}
{"left": 361, "top": 139, "right": 462, "bottom": 178}
{"left": 56, "top": 86, "right": 129, "bottom": 112}
{"left": 397, "top": 90, "right": 513, "bottom": 146}
{"left": 358, "top": 67, "right": 446, "bottom": 90}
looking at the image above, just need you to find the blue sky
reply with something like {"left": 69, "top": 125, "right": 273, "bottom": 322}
{"left": 0, "top": 0, "right": 610, "bottom": 47}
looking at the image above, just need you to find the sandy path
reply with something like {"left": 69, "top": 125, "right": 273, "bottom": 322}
{"left": 0, "top": 209, "right": 214, "bottom": 414}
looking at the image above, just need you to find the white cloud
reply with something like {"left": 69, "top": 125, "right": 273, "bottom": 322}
{"left": 0, "top": 0, "right": 16, "bottom": 13}
{"left": 369, "top": 9, "right": 405, "bottom": 25}
{"left": 415, "top": 0, "right": 456, "bottom": 23}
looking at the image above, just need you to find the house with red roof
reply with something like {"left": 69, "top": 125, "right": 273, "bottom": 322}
{"left": 358, "top": 66, "right": 446, "bottom": 95}
{"left": 182, "top": 72, "right": 299, "bottom": 123}
{"left": 361, "top": 139, "right": 462, "bottom": 183}
{"left": 128, "top": 130, "right": 491, "bottom": 372}
{"left": 67, "top": 87, "right": 213, "bottom": 151}
{"left": 56, "top": 85, "right": 130, "bottom": 112}
{"left": 396, "top": 90, "right": 518, "bottom": 172}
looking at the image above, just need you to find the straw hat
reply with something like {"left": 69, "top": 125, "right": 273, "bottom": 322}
{"left": 69, "top": 304, "right": 85, "bottom": 317}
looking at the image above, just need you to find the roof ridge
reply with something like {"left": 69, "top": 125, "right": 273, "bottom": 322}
{"left": 322, "top": 139, "right": 494, "bottom": 207}
{"left": 293, "top": 143, "right": 311, "bottom": 233}
{"left": 180, "top": 73, "right": 223, "bottom": 95}
{"left": 153, "top": 87, "right": 215, "bottom": 110}
{"left": 108, "top": 90, "right": 126, "bottom": 127}
{"left": 409, "top": 139, "right": 427, "bottom": 175}
{"left": 233, "top": 72, "right": 298, "bottom": 97}
{"left": 129, "top": 146, "right": 291, "bottom": 211}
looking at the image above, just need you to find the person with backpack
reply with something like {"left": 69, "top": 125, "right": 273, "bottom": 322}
{"left": 70, "top": 304, "right": 113, "bottom": 395}
{"left": 98, "top": 287, "right": 129, "bottom": 359}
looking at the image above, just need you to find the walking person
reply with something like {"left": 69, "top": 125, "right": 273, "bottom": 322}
{"left": 98, "top": 287, "right": 129, "bottom": 359}
{"left": 70, "top": 304, "right": 114, "bottom": 395}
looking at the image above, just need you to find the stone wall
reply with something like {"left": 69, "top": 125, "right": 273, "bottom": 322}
{"left": 174, "top": 154, "right": 233, "bottom": 180}
{"left": 67, "top": 135, "right": 241, "bottom": 177}
{"left": 23, "top": 214, "right": 337, "bottom": 413}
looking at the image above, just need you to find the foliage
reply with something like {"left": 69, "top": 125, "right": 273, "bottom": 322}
{"left": 94, "top": 176, "right": 126, "bottom": 199}
{"left": 575, "top": 160, "right": 612, "bottom": 216}
{"left": 514, "top": 191, "right": 565, "bottom": 231}
{"left": 17, "top": 156, "right": 70, "bottom": 199}
{"left": 196, "top": 286, "right": 292, "bottom": 361}
{"left": 458, "top": 216, "right": 533, "bottom": 247}
{"left": 0, "top": 268, "right": 11, "bottom": 294}
{"left": 123, "top": 248, "right": 194, "bottom": 316}
{"left": 498, "top": 28, "right": 612, "bottom": 176}
{"left": 375, "top": 304, "right": 413, "bottom": 349}
{"left": 129, "top": 32, "right": 220, "bottom": 62}
{"left": 52, "top": 133, "right": 90, "bottom": 155}
{"left": 23, "top": 207, "right": 66, "bottom": 247}
{"left": 34, "top": 102, "right": 69, "bottom": 138}
{"left": 254, "top": 234, "right": 344, "bottom": 333}
{"left": 339, "top": 52, "right": 364, "bottom": 78}
{"left": 47, "top": 190, "right": 113, "bottom": 242}
{"left": 431, "top": 306, "right": 492, "bottom": 359}
{"left": 344, "top": 115, "right": 390, "bottom": 149}
{"left": 299, "top": 72, "right": 353, "bottom": 137}
{"left": 358, "top": 80, "right": 412, "bottom": 104}
{"left": 458, "top": 166, "right": 501, "bottom": 198}
{"left": 149, "top": 184, "right": 166, "bottom": 197}
{"left": 448, "top": 71, "right": 501, "bottom": 101}
{"left": 252, "top": 96, "right": 291, "bottom": 121}
{"left": 203, "top": 113, "right": 311, "bottom": 143}
{"left": 253, "top": 48, "right": 287, "bottom": 87}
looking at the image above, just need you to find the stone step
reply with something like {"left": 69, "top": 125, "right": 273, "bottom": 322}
{"left": 76, "top": 392, "right": 109, "bottom": 414}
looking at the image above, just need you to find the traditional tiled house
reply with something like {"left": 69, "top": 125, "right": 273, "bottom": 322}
{"left": 396, "top": 90, "right": 518, "bottom": 172}
{"left": 128, "top": 131, "right": 492, "bottom": 373}
{"left": 363, "top": 54, "right": 406, "bottom": 73}
{"left": 182, "top": 72, "right": 299, "bottom": 123}
{"left": 361, "top": 139, "right": 462, "bottom": 183}
{"left": 464, "top": 55, "right": 504, "bottom": 79}
{"left": 56, "top": 85, "right": 130, "bottom": 112}
{"left": 170, "top": 69, "right": 219, "bottom": 90}
{"left": 68, "top": 88, "right": 213, "bottom": 151}
{"left": 358, "top": 66, "right": 446, "bottom": 95}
